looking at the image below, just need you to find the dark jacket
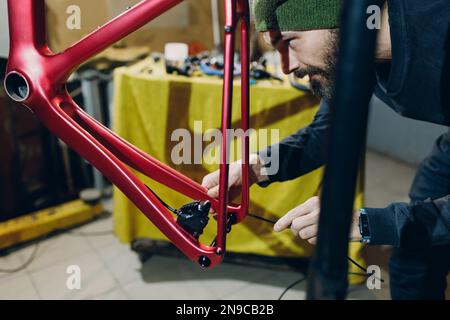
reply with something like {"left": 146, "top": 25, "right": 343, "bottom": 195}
{"left": 259, "top": 0, "right": 450, "bottom": 248}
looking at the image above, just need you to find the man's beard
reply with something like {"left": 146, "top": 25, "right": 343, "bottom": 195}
{"left": 294, "top": 30, "right": 339, "bottom": 101}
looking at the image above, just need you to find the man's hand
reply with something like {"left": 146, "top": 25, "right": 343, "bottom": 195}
{"left": 274, "top": 196, "right": 362, "bottom": 244}
{"left": 201, "top": 153, "right": 269, "bottom": 200}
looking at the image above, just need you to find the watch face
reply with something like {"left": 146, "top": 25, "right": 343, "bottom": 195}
{"left": 359, "top": 210, "right": 371, "bottom": 243}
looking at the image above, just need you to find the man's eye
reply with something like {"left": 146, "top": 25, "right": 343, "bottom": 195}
{"left": 287, "top": 39, "right": 296, "bottom": 47}
{"left": 285, "top": 37, "right": 296, "bottom": 43}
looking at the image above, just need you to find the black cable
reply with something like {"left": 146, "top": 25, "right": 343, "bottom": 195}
{"left": 348, "top": 272, "right": 372, "bottom": 277}
{"left": 346, "top": 255, "right": 367, "bottom": 273}
{"left": 278, "top": 276, "right": 307, "bottom": 300}
{"left": 247, "top": 213, "right": 384, "bottom": 282}
{"left": 346, "top": 255, "right": 384, "bottom": 283}
{"left": 0, "top": 223, "right": 113, "bottom": 274}
{"left": 141, "top": 187, "right": 386, "bottom": 286}
{"left": 247, "top": 213, "right": 279, "bottom": 225}
{"left": 0, "top": 241, "right": 40, "bottom": 274}
{"left": 0, "top": 189, "right": 172, "bottom": 266}
{"left": 146, "top": 186, "right": 180, "bottom": 215}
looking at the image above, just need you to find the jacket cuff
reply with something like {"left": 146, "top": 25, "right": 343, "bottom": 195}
{"left": 364, "top": 206, "right": 399, "bottom": 246}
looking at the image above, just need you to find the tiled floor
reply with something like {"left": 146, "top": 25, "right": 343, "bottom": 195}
{"left": 0, "top": 150, "right": 448, "bottom": 300}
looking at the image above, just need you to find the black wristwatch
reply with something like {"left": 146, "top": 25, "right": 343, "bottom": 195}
{"left": 358, "top": 208, "right": 371, "bottom": 244}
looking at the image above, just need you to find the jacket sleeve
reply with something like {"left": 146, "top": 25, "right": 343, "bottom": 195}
{"left": 365, "top": 130, "right": 450, "bottom": 248}
{"left": 257, "top": 99, "right": 330, "bottom": 186}
{"left": 364, "top": 198, "right": 450, "bottom": 248}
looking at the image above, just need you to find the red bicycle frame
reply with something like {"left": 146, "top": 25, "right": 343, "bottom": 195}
{"left": 4, "top": 0, "right": 250, "bottom": 269}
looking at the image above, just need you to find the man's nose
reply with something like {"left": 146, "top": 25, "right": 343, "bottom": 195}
{"left": 281, "top": 49, "right": 300, "bottom": 75}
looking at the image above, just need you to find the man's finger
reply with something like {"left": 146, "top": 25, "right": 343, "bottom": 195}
{"left": 207, "top": 185, "right": 219, "bottom": 198}
{"left": 202, "top": 173, "right": 218, "bottom": 189}
{"left": 298, "top": 224, "right": 318, "bottom": 240}
{"left": 290, "top": 210, "right": 319, "bottom": 232}
{"left": 274, "top": 204, "right": 311, "bottom": 232}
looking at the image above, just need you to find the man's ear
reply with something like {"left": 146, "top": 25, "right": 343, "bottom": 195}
{"left": 257, "top": 31, "right": 276, "bottom": 52}
{"left": 262, "top": 31, "right": 271, "bottom": 46}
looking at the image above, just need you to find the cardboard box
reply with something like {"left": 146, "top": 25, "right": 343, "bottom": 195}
{"left": 46, "top": 0, "right": 221, "bottom": 53}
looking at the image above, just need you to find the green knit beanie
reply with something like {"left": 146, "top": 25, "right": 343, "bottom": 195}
{"left": 253, "top": 0, "right": 342, "bottom": 32}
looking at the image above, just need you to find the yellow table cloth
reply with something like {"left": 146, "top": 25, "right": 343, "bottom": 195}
{"left": 112, "top": 58, "right": 365, "bottom": 283}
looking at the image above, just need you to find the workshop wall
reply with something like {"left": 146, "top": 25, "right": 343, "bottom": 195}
{"left": 45, "top": 0, "right": 221, "bottom": 53}
{"left": 0, "top": 0, "right": 10, "bottom": 58}
{"left": 367, "top": 96, "right": 448, "bottom": 166}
